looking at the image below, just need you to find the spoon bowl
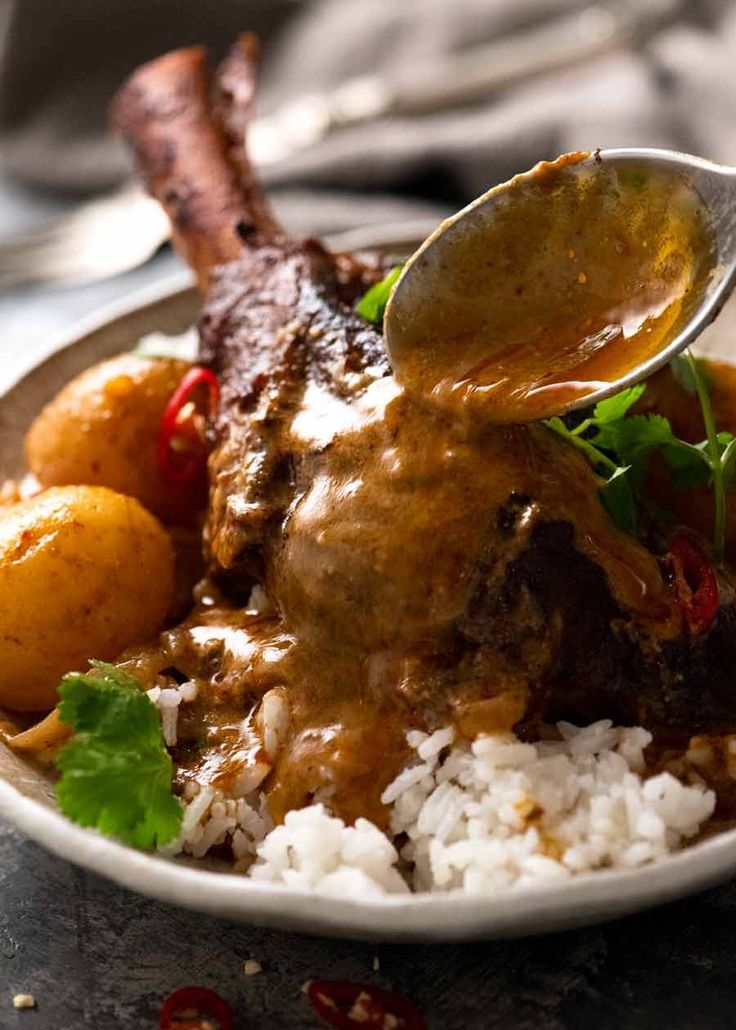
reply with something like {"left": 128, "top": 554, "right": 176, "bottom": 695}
{"left": 385, "top": 148, "right": 736, "bottom": 423}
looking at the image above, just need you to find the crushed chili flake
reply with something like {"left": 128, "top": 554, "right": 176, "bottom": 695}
{"left": 307, "top": 979, "right": 425, "bottom": 1030}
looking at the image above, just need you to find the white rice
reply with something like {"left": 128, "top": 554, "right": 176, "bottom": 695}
{"left": 242, "top": 721, "right": 715, "bottom": 897}
{"left": 156, "top": 678, "right": 716, "bottom": 896}
{"left": 162, "top": 781, "right": 273, "bottom": 866}
{"left": 248, "top": 806, "right": 409, "bottom": 896}
{"left": 150, "top": 679, "right": 279, "bottom": 866}
{"left": 147, "top": 680, "right": 198, "bottom": 747}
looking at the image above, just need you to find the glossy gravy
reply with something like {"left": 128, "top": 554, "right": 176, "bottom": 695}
{"left": 124, "top": 375, "right": 682, "bottom": 825}
{"left": 124, "top": 157, "right": 721, "bottom": 827}
{"left": 387, "top": 152, "right": 716, "bottom": 422}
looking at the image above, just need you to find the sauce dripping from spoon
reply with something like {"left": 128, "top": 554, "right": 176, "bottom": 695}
{"left": 386, "top": 150, "right": 718, "bottom": 423}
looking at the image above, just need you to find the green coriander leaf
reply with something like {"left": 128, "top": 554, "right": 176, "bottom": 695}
{"left": 661, "top": 441, "right": 713, "bottom": 491}
{"left": 591, "top": 383, "right": 646, "bottom": 424}
{"left": 544, "top": 416, "right": 569, "bottom": 436}
{"left": 544, "top": 416, "right": 618, "bottom": 474}
{"left": 685, "top": 350, "right": 726, "bottom": 560}
{"left": 56, "top": 666, "right": 182, "bottom": 850}
{"left": 722, "top": 436, "right": 736, "bottom": 487}
{"left": 711, "top": 433, "right": 736, "bottom": 489}
{"left": 58, "top": 662, "right": 143, "bottom": 736}
{"left": 599, "top": 466, "right": 637, "bottom": 534}
{"left": 545, "top": 416, "right": 633, "bottom": 531}
{"left": 590, "top": 413, "right": 676, "bottom": 465}
{"left": 544, "top": 364, "right": 732, "bottom": 549}
{"left": 355, "top": 265, "right": 403, "bottom": 325}
{"left": 671, "top": 353, "right": 711, "bottom": 396}
{"left": 592, "top": 413, "right": 711, "bottom": 495}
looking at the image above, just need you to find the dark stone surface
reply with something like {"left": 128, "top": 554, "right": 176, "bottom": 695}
{"left": 2, "top": 820, "right": 736, "bottom": 1029}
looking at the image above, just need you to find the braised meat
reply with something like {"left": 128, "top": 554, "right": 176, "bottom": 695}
{"left": 113, "top": 36, "right": 736, "bottom": 820}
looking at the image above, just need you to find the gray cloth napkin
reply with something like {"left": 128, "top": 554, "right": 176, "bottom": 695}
{"left": 1, "top": 0, "right": 736, "bottom": 236}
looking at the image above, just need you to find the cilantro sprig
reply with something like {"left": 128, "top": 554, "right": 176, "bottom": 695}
{"left": 356, "top": 265, "right": 403, "bottom": 325}
{"left": 56, "top": 662, "right": 182, "bottom": 850}
{"left": 545, "top": 383, "right": 655, "bottom": 534}
{"left": 544, "top": 354, "right": 736, "bottom": 559}
{"left": 679, "top": 352, "right": 736, "bottom": 561}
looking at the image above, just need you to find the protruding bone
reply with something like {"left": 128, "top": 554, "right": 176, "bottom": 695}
{"left": 112, "top": 42, "right": 278, "bottom": 289}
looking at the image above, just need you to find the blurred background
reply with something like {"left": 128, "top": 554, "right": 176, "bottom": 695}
{"left": 1, "top": 0, "right": 736, "bottom": 387}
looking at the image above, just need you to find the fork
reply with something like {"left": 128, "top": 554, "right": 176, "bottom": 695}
{"left": 0, "top": 183, "right": 170, "bottom": 290}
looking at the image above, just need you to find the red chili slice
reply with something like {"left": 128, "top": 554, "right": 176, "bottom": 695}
{"left": 159, "top": 986, "right": 233, "bottom": 1030}
{"left": 157, "top": 366, "right": 219, "bottom": 489}
{"left": 668, "top": 534, "right": 719, "bottom": 636}
{"left": 307, "top": 979, "right": 426, "bottom": 1030}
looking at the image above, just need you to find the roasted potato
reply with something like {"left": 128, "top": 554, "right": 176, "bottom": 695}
{"left": 25, "top": 354, "right": 201, "bottom": 525}
{"left": 0, "top": 485, "right": 174, "bottom": 711}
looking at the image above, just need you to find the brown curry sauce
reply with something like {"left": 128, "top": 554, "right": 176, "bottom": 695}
{"left": 118, "top": 368, "right": 708, "bottom": 828}
{"left": 387, "top": 152, "right": 716, "bottom": 423}
{"left": 106, "top": 158, "right": 730, "bottom": 832}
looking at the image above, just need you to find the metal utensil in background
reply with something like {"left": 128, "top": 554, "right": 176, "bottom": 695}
{"left": 0, "top": 0, "right": 680, "bottom": 290}
{"left": 0, "top": 182, "right": 169, "bottom": 290}
{"left": 249, "top": 0, "right": 679, "bottom": 164}
{"left": 323, "top": 218, "right": 440, "bottom": 255}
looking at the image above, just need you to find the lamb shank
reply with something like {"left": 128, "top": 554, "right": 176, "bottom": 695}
{"left": 113, "top": 36, "right": 736, "bottom": 822}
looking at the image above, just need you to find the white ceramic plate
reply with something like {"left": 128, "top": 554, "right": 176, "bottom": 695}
{"left": 3, "top": 270, "right": 736, "bottom": 941}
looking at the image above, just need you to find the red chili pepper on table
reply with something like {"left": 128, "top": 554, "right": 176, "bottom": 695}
{"left": 668, "top": 534, "right": 719, "bottom": 636}
{"left": 157, "top": 366, "right": 220, "bottom": 489}
{"left": 159, "top": 985, "right": 233, "bottom": 1030}
{"left": 307, "top": 979, "right": 426, "bottom": 1030}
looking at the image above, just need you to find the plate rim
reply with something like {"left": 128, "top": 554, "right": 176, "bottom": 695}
{"left": 3, "top": 768, "right": 736, "bottom": 941}
{"left": 2, "top": 271, "right": 736, "bottom": 941}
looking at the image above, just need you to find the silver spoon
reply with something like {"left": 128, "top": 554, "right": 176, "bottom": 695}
{"left": 385, "top": 148, "right": 736, "bottom": 423}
